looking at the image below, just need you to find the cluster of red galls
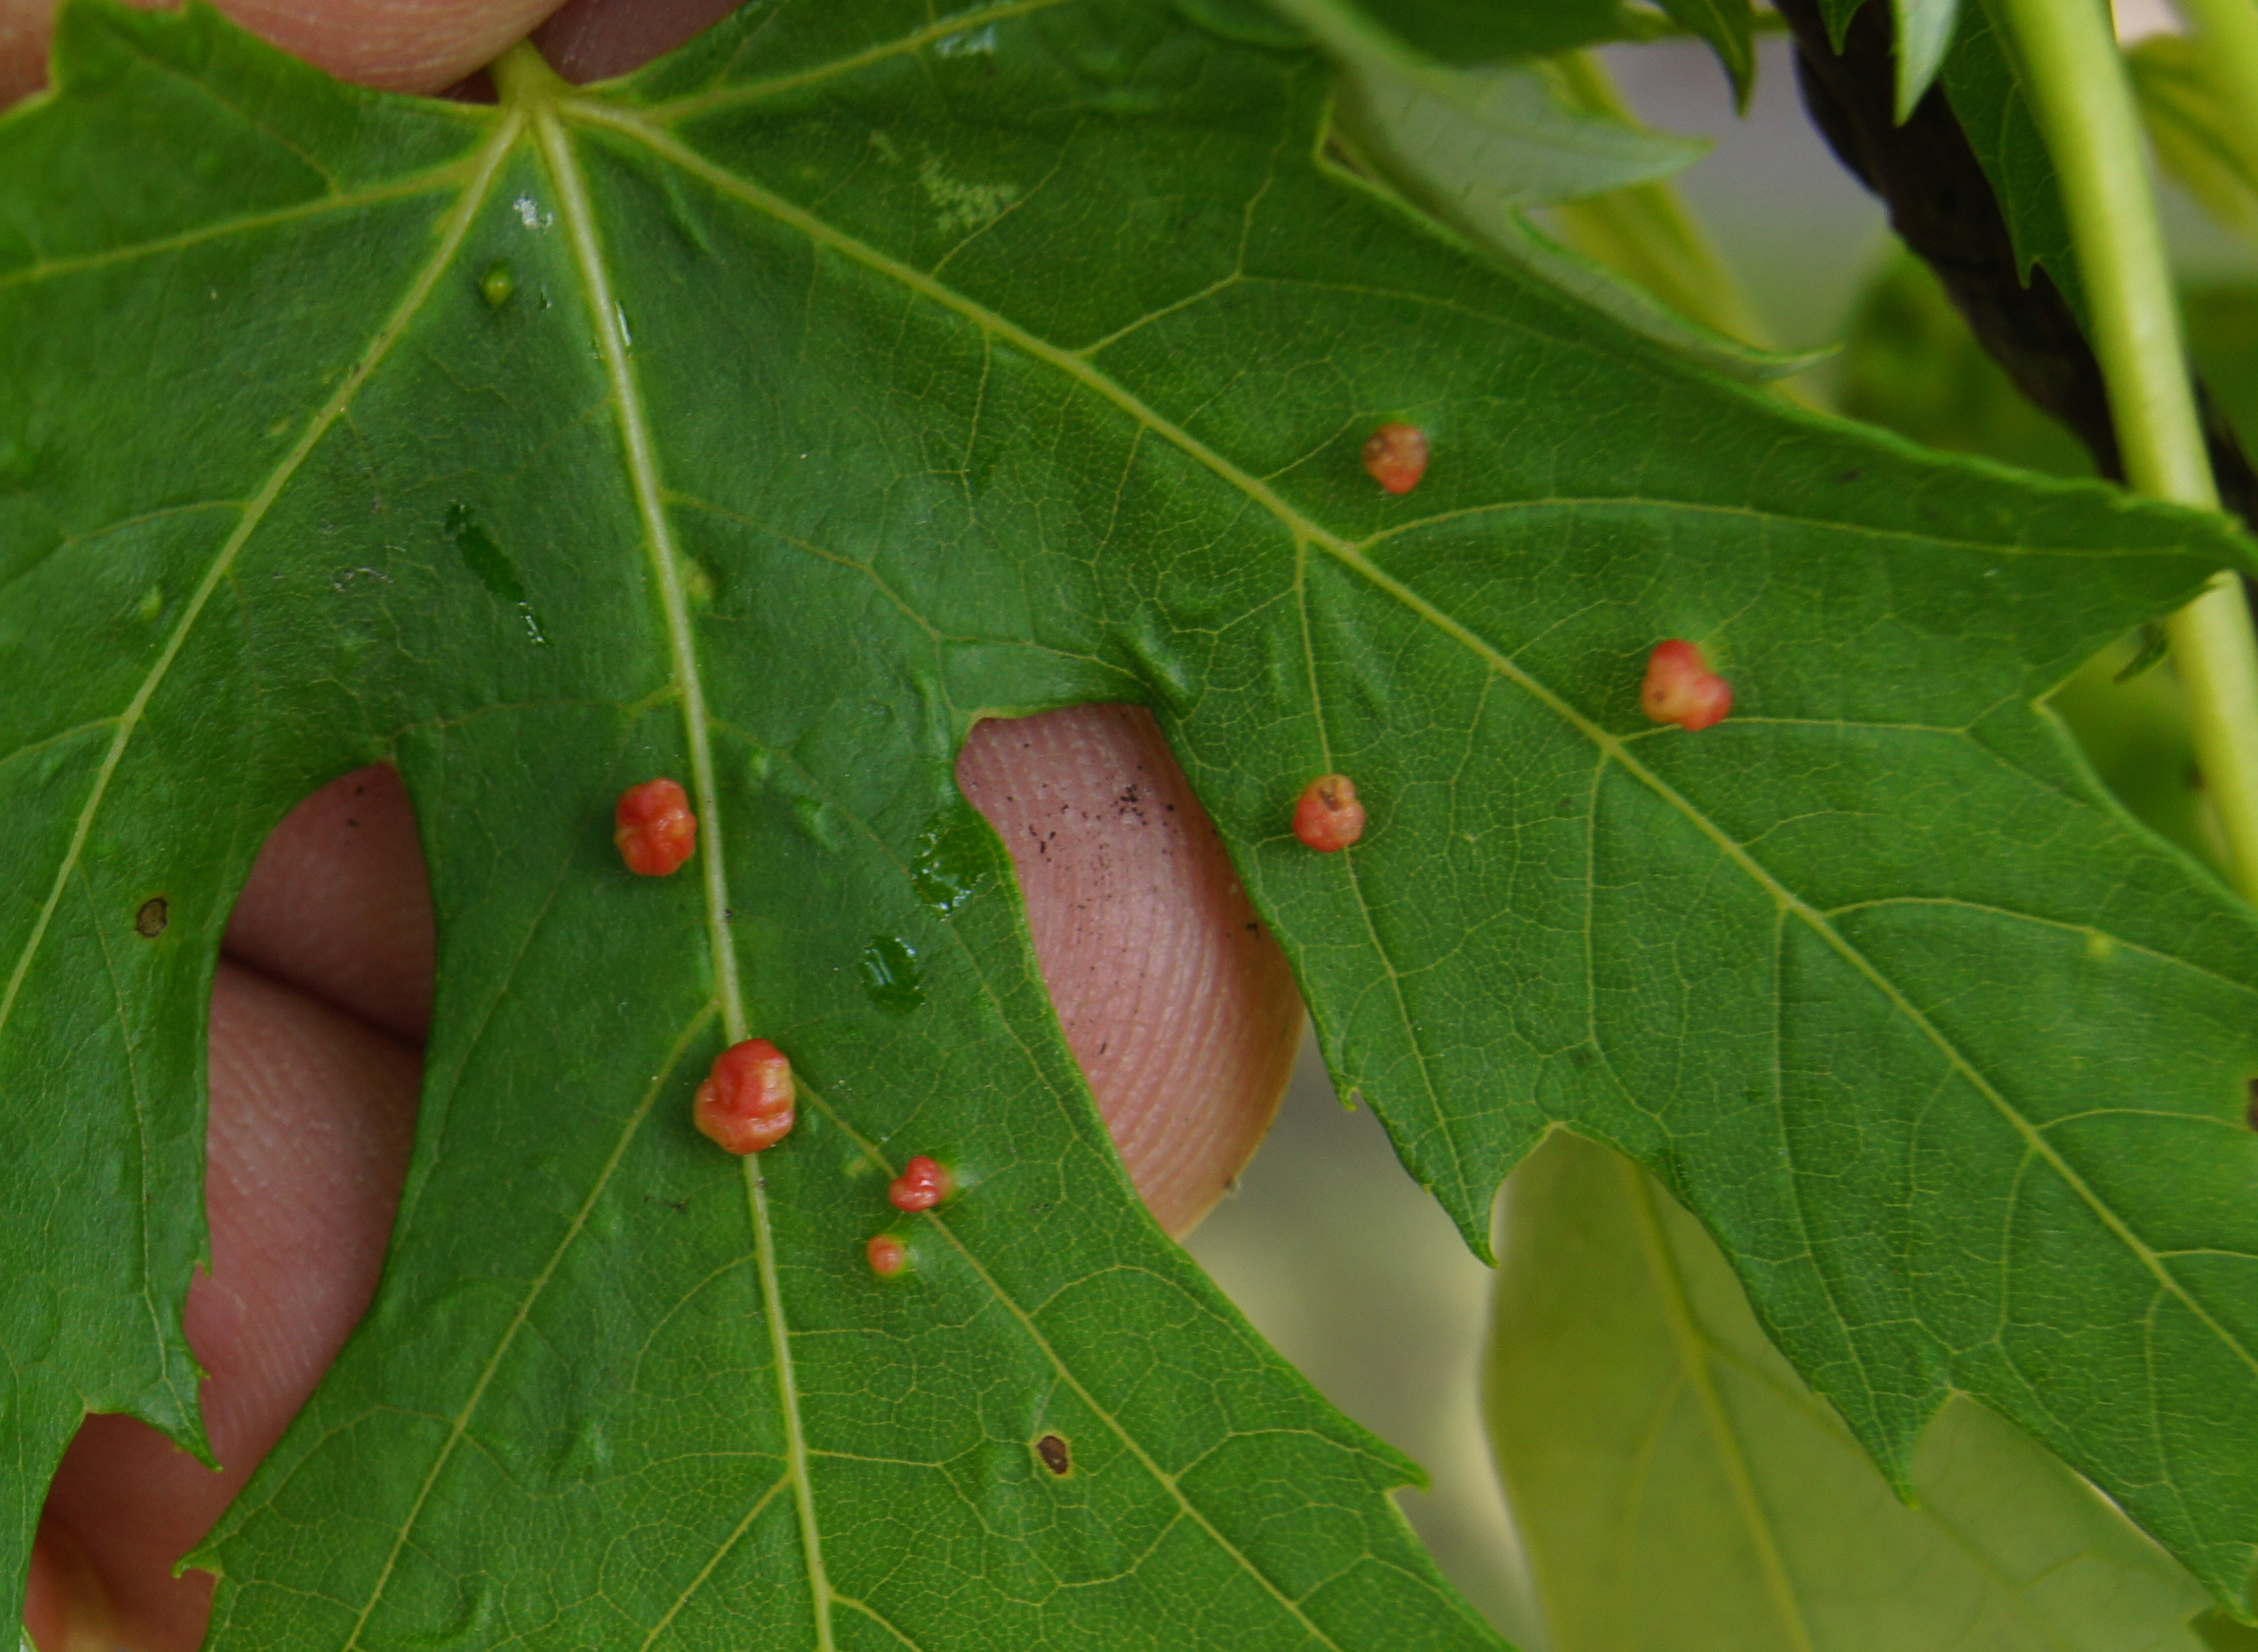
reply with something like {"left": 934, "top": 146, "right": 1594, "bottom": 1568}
{"left": 608, "top": 515, "right": 1733, "bottom": 1261}
{"left": 681, "top": 1031, "right": 957, "bottom": 1276}
{"left": 613, "top": 781, "right": 960, "bottom": 1274}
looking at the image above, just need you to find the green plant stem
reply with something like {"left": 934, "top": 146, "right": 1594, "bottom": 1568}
{"left": 1998, "top": 0, "right": 2258, "bottom": 901}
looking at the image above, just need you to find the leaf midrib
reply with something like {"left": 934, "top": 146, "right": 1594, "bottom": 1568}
{"left": 528, "top": 82, "right": 839, "bottom": 1652}
{"left": 536, "top": 81, "right": 1384, "bottom": 1643}
{"left": 557, "top": 93, "right": 2258, "bottom": 1396}
{"left": 701, "top": 712, "right": 1393, "bottom": 1652}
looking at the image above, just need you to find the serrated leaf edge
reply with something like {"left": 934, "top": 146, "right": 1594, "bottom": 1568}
{"left": 0, "top": 101, "right": 513, "bottom": 1461}
{"left": 558, "top": 79, "right": 2258, "bottom": 1493}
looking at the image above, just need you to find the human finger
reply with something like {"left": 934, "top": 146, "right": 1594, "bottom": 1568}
{"left": 31, "top": 962, "right": 422, "bottom": 1652}
{"left": 530, "top": 0, "right": 742, "bottom": 83}
{"left": 222, "top": 764, "right": 436, "bottom": 1044}
{"left": 958, "top": 703, "right": 1306, "bottom": 1235}
{"left": 0, "top": 0, "right": 564, "bottom": 108}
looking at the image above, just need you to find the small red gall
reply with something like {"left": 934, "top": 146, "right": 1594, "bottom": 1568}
{"left": 1361, "top": 422, "right": 1429, "bottom": 495}
{"left": 693, "top": 1037, "right": 796, "bottom": 1154}
{"left": 866, "top": 1234, "right": 909, "bottom": 1276}
{"left": 1641, "top": 639, "right": 1733, "bottom": 732}
{"left": 616, "top": 778, "right": 698, "bottom": 876}
{"left": 1293, "top": 773, "right": 1366, "bottom": 854}
{"left": 889, "top": 1155, "right": 954, "bottom": 1212}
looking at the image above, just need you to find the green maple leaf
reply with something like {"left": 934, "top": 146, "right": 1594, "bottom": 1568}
{"left": 7, "top": 1, "right": 2258, "bottom": 1644}
{"left": 1489, "top": 1131, "right": 2218, "bottom": 1651}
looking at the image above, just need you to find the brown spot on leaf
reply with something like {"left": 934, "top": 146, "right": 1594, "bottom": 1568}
{"left": 1036, "top": 1434, "right": 1071, "bottom": 1476}
{"left": 134, "top": 897, "right": 169, "bottom": 938}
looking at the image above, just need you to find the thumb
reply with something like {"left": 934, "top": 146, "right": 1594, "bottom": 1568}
{"left": 958, "top": 704, "right": 1305, "bottom": 1235}
{"left": 0, "top": 0, "right": 562, "bottom": 106}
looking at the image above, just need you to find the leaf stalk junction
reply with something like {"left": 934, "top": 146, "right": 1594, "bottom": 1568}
{"left": 1996, "top": 0, "right": 2258, "bottom": 903}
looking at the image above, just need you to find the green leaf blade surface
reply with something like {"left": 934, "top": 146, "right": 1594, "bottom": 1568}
{"left": 8, "top": 0, "right": 2258, "bottom": 1641}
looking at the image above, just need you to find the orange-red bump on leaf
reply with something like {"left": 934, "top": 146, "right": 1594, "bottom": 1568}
{"left": 1640, "top": 639, "right": 1733, "bottom": 732}
{"left": 693, "top": 1037, "right": 796, "bottom": 1154}
{"left": 1293, "top": 773, "right": 1366, "bottom": 854}
{"left": 889, "top": 1155, "right": 954, "bottom": 1212}
{"left": 616, "top": 778, "right": 698, "bottom": 875}
{"left": 866, "top": 1234, "right": 909, "bottom": 1276}
{"left": 1361, "top": 422, "right": 1429, "bottom": 495}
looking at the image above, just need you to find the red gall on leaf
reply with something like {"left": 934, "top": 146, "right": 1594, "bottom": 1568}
{"left": 693, "top": 1037, "right": 796, "bottom": 1154}
{"left": 866, "top": 1234, "right": 909, "bottom": 1276}
{"left": 615, "top": 777, "right": 698, "bottom": 876}
{"left": 1361, "top": 422, "right": 1429, "bottom": 495}
{"left": 1293, "top": 773, "right": 1366, "bottom": 853}
{"left": 888, "top": 1155, "right": 954, "bottom": 1212}
{"left": 1640, "top": 639, "right": 1733, "bottom": 732}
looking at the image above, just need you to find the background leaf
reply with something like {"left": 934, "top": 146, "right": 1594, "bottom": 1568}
{"left": 1300, "top": 6, "right": 1818, "bottom": 380}
{"left": 1931, "top": 0, "right": 2087, "bottom": 322}
{"left": 1833, "top": 249, "right": 2258, "bottom": 873}
{"left": 1290, "top": 0, "right": 1710, "bottom": 209}
{"left": 2130, "top": 34, "right": 2258, "bottom": 249}
{"left": 1486, "top": 1130, "right": 2216, "bottom": 1652}
{"left": 9, "top": 0, "right": 2258, "bottom": 1638}
{"left": 1651, "top": 0, "right": 1758, "bottom": 109}
{"left": 1344, "top": 0, "right": 1638, "bottom": 66}
{"left": 1889, "top": 0, "right": 1961, "bottom": 118}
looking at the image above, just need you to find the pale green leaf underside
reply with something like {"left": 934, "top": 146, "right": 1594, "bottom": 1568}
{"left": 5, "top": 0, "right": 2258, "bottom": 1643}
{"left": 1279, "top": 0, "right": 1709, "bottom": 209}
{"left": 1891, "top": 0, "right": 1961, "bottom": 118}
{"left": 1291, "top": 0, "right": 1821, "bottom": 383}
{"left": 2131, "top": 35, "right": 2258, "bottom": 246}
{"left": 1489, "top": 1131, "right": 2215, "bottom": 1652}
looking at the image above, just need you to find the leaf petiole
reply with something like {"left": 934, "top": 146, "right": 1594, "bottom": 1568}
{"left": 1996, "top": 0, "right": 2258, "bottom": 902}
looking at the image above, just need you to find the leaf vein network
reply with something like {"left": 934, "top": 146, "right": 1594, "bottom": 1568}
{"left": 332, "top": 997, "right": 716, "bottom": 1651}
{"left": 0, "top": 112, "right": 518, "bottom": 1066}
{"left": 636, "top": 1471, "right": 795, "bottom": 1652}
{"left": 0, "top": 166, "right": 472, "bottom": 293}
{"left": 648, "top": 0, "right": 1073, "bottom": 123}
{"left": 560, "top": 97, "right": 2258, "bottom": 1392}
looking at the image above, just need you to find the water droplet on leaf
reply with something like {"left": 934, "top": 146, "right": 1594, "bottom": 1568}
{"left": 910, "top": 809, "right": 989, "bottom": 916}
{"left": 857, "top": 935, "right": 924, "bottom": 1015}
